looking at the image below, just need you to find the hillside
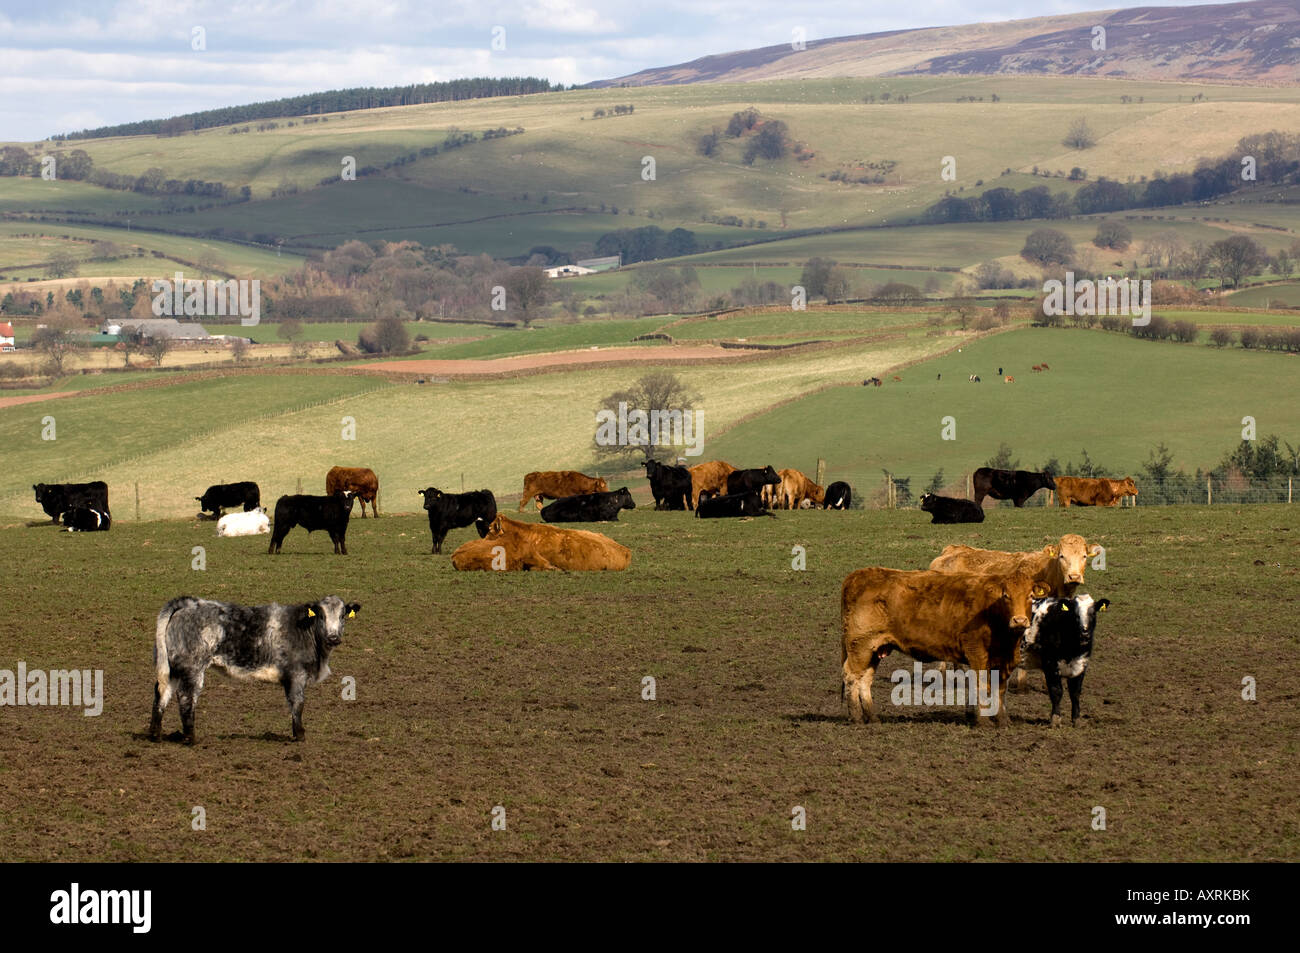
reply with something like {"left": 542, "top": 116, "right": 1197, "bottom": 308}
{"left": 595, "top": 1, "right": 1300, "bottom": 87}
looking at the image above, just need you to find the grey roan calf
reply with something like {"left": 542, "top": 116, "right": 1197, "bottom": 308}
{"left": 149, "top": 595, "right": 360, "bottom": 744}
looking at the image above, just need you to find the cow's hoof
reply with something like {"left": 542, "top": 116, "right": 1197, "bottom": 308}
{"left": 1050, "top": 714, "right": 1063, "bottom": 728}
{"left": 182, "top": 734, "right": 195, "bottom": 746}
{"left": 1071, "top": 717, "right": 1083, "bottom": 728}
{"left": 147, "top": 729, "right": 161, "bottom": 742}
{"left": 292, "top": 732, "right": 305, "bottom": 742}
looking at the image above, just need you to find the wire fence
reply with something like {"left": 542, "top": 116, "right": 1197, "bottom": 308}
{"left": 871, "top": 473, "right": 1297, "bottom": 509}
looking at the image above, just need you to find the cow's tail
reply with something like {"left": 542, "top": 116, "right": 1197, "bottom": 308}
{"left": 154, "top": 598, "right": 189, "bottom": 707}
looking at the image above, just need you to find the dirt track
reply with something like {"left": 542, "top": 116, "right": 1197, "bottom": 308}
{"left": 371, "top": 345, "right": 751, "bottom": 377}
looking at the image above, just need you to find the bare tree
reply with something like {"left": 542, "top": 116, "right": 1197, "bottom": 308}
{"left": 593, "top": 371, "right": 702, "bottom": 464}
{"left": 149, "top": 335, "right": 172, "bottom": 366}
{"left": 230, "top": 337, "right": 250, "bottom": 363}
{"left": 32, "top": 314, "right": 83, "bottom": 376}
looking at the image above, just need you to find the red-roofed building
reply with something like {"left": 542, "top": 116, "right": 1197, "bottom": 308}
{"left": 0, "top": 322, "right": 15, "bottom": 352}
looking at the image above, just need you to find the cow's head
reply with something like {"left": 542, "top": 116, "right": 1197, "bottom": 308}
{"left": 1039, "top": 472, "right": 1057, "bottom": 489}
{"left": 993, "top": 574, "right": 1051, "bottom": 631}
{"left": 1122, "top": 477, "right": 1137, "bottom": 494}
{"left": 616, "top": 488, "right": 635, "bottom": 509}
{"left": 298, "top": 596, "right": 361, "bottom": 647}
{"left": 594, "top": 478, "right": 610, "bottom": 493}
{"left": 919, "top": 493, "right": 935, "bottom": 511}
{"left": 483, "top": 514, "right": 511, "bottom": 539}
{"left": 1025, "top": 595, "right": 1110, "bottom": 651}
{"left": 1045, "top": 534, "right": 1100, "bottom": 588}
{"left": 760, "top": 466, "right": 780, "bottom": 486}
{"left": 419, "top": 487, "right": 442, "bottom": 510}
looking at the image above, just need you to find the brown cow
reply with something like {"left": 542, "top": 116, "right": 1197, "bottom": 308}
{"left": 841, "top": 568, "right": 1048, "bottom": 727}
{"left": 325, "top": 466, "right": 379, "bottom": 517}
{"left": 1055, "top": 476, "right": 1136, "bottom": 508}
{"left": 930, "top": 533, "right": 1101, "bottom": 690}
{"left": 687, "top": 460, "right": 736, "bottom": 507}
{"left": 775, "top": 468, "right": 824, "bottom": 509}
{"left": 517, "top": 471, "right": 609, "bottom": 511}
{"left": 452, "top": 514, "right": 630, "bottom": 571}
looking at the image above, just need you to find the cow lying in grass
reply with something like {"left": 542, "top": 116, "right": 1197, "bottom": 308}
{"left": 695, "top": 489, "right": 774, "bottom": 519}
{"left": 149, "top": 594, "right": 360, "bottom": 744}
{"left": 62, "top": 507, "right": 111, "bottom": 532}
{"left": 451, "top": 514, "right": 630, "bottom": 571}
{"left": 541, "top": 488, "right": 635, "bottom": 523}
{"left": 216, "top": 507, "right": 270, "bottom": 537}
{"left": 919, "top": 493, "right": 984, "bottom": 524}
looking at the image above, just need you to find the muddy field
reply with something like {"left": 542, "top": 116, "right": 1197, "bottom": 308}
{"left": 0, "top": 505, "right": 1295, "bottom": 861}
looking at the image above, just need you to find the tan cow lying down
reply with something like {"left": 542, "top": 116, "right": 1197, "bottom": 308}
{"left": 841, "top": 568, "right": 1048, "bottom": 727}
{"left": 518, "top": 470, "right": 609, "bottom": 511}
{"left": 688, "top": 460, "right": 736, "bottom": 507}
{"left": 452, "top": 514, "right": 630, "bottom": 571}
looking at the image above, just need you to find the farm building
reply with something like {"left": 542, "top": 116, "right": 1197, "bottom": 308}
{"left": 114, "top": 318, "right": 211, "bottom": 341}
{"left": 576, "top": 255, "right": 621, "bottom": 272}
{"left": 544, "top": 265, "right": 596, "bottom": 278}
{"left": 0, "top": 321, "right": 14, "bottom": 352}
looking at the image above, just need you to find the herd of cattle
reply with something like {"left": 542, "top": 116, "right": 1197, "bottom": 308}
{"left": 31, "top": 458, "right": 1124, "bottom": 741}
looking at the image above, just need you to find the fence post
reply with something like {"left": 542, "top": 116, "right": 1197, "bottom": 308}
{"left": 966, "top": 472, "right": 973, "bottom": 500}
{"left": 1207, "top": 477, "right": 1212, "bottom": 506}
{"left": 816, "top": 458, "right": 826, "bottom": 488}
{"left": 1290, "top": 477, "right": 1293, "bottom": 504}
{"left": 135, "top": 482, "right": 140, "bottom": 521}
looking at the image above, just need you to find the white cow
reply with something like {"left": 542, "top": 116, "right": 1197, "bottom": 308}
{"left": 216, "top": 507, "right": 270, "bottom": 537}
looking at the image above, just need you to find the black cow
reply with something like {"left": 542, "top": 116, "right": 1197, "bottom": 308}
{"left": 919, "top": 493, "right": 984, "bottom": 524}
{"left": 695, "top": 489, "right": 774, "bottom": 519}
{"left": 149, "top": 594, "right": 360, "bottom": 744}
{"left": 823, "top": 482, "right": 852, "bottom": 510}
{"left": 419, "top": 487, "right": 496, "bottom": 554}
{"left": 61, "top": 507, "right": 111, "bottom": 532}
{"left": 1021, "top": 595, "right": 1110, "bottom": 727}
{"left": 33, "top": 481, "right": 108, "bottom": 523}
{"left": 726, "top": 466, "right": 780, "bottom": 495}
{"left": 972, "top": 467, "right": 1056, "bottom": 507}
{"left": 268, "top": 492, "right": 355, "bottom": 555}
{"left": 542, "top": 487, "right": 636, "bottom": 523}
{"left": 195, "top": 481, "right": 261, "bottom": 518}
{"left": 642, "top": 459, "right": 693, "bottom": 510}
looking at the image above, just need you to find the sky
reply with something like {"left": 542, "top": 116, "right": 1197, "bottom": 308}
{"left": 0, "top": 0, "right": 1234, "bottom": 141}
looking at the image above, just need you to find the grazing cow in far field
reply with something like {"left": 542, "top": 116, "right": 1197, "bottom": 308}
{"left": 419, "top": 487, "right": 496, "bottom": 554}
{"left": 148, "top": 594, "right": 359, "bottom": 744}
{"left": 518, "top": 470, "right": 608, "bottom": 511}
{"left": 687, "top": 460, "right": 737, "bottom": 507}
{"left": 1004, "top": 376, "right": 1015, "bottom": 383}
{"left": 195, "top": 481, "right": 260, "bottom": 518}
{"left": 919, "top": 493, "right": 983, "bottom": 524}
{"left": 1021, "top": 595, "right": 1109, "bottom": 727}
{"left": 972, "top": 467, "right": 1055, "bottom": 507}
{"left": 726, "top": 465, "right": 780, "bottom": 496}
{"left": 643, "top": 459, "right": 693, "bottom": 510}
{"left": 326, "top": 466, "right": 379, "bottom": 517}
{"left": 823, "top": 482, "right": 852, "bottom": 510}
{"left": 269, "top": 492, "right": 355, "bottom": 555}
{"left": 1055, "top": 476, "right": 1137, "bottom": 507}
{"left": 62, "top": 507, "right": 111, "bottom": 532}
{"left": 542, "top": 487, "right": 635, "bottom": 523}
{"left": 452, "top": 514, "right": 630, "bottom": 571}
{"left": 840, "top": 568, "right": 1048, "bottom": 726}
{"left": 1040, "top": 363, "right": 1049, "bottom": 370}
{"left": 34, "top": 481, "right": 108, "bottom": 523}
{"left": 216, "top": 508, "right": 270, "bottom": 537}
{"left": 695, "top": 489, "right": 774, "bottom": 519}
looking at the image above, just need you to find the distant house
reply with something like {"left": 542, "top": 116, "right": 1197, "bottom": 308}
{"left": 576, "top": 255, "right": 621, "bottom": 272}
{"left": 0, "top": 322, "right": 14, "bottom": 352}
{"left": 544, "top": 265, "right": 596, "bottom": 279}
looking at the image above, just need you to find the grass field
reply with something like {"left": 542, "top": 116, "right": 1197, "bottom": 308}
{"left": 0, "top": 503, "right": 1294, "bottom": 861}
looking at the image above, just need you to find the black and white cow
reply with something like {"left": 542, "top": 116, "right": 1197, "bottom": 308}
{"left": 33, "top": 481, "right": 108, "bottom": 523}
{"left": 541, "top": 487, "right": 635, "bottom": 523}
{"left": 268, "top": 491, "right": 355, "bottom": 555}
{"left": 695, "top": 489, "right": 774, "bottom": 519}
{"left": 823, "top": 482, "right": 852, "bottom": 510}
{"left": 726, "top": 466, "right": 781, "bottom": 496}
{"left": 149, "top": 594, "right": 360, "bottom": 744}
{"left": 1021, "top": 595, "right": 1110, "bottom": 727}
{"left": 419, "top": 487, "right": 496, "bottom": 554}
{"left": 919, "top": 493, "right": 984, "bottom": 524}
{"left": 61, "top": 507, "right": 111, "bottom": 532}
{"left": 642, "top": 459, "right": 693, "bottom": 510}
{"left": 195, "top": 481, "right": 261, "bottom": 518}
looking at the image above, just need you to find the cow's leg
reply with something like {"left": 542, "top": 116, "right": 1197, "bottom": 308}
{"left": 148, "top": 682, "right": 167, "bottom": 741}
{"left": 176, "top": 674, "right": 202, "bottom": 745}
{"left": 1068, "top": 673, "right": 1086, "bottom": 727}
{"left": 283, "top": 675, "right": 307, "bottom": 741}
{"left": 517, "top": 493, "right": 530, "bottom": 512}
{"left": 843, "top": 647, "right": 880, "bottom": 725}
{"left": 1046, "top": 671, "right": 1065, "bottom": 727}
{"left": 1009, "top": 666, "right": 1030, "bottom": 692}
{"left": 972, "top": 491, "right": 985, "bottom": 507}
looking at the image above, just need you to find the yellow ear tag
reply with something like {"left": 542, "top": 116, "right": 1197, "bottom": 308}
{"left": 347, "top": 610, "right": 355, "bottom": 618}
{"left": 307, "top": 608, "right": 316, "bottom": 617}
{"left": 1061, "top": 603, "right": 1070, "bottom": 612}
{"left": 1099, "top": 603, "right": 1107, "bottom": 611}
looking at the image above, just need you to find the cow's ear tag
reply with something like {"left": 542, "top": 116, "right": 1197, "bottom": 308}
{"left": 1061, "top": 602, "right": 1070, "bottom": 612}
{"left": 347, "top": 609, "right": 355, "bottom": 618}
{"left": 307, "top": 608, "right": 316, "bottom": 618}
{"left": 1099, "top": 603, "right": 1107, "bottom": 611}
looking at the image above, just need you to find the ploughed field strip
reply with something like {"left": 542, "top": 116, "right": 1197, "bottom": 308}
{"left": 0, "top": 504, "right": 1295, "bottom": 861}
